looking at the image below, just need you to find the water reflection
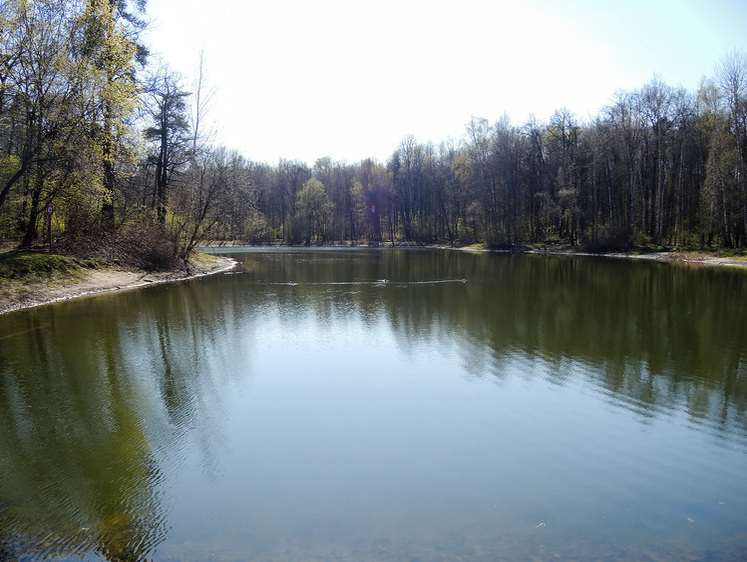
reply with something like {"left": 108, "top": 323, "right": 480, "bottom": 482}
{"left": 228, "top": 249, "right": 747, "bottom": 438}
{"left": 0, "top": 281, "right": 255, "bottom": 559}
{"left": 0, "top": 248, "right": 745, "bottom": 559}
{"left": 0, "top": 305, "right": 167, "bottom": 560}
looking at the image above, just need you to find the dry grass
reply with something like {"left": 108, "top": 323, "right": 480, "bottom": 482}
{"left": 667, "top": 251, "right": 710, "bottom": 263}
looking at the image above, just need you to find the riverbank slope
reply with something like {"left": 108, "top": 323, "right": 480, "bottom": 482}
{"left": 0, "top": 253, "right": 236, "bottom": 315}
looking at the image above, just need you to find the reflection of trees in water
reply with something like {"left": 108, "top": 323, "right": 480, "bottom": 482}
{"left": 236, "top": 250, "right": 747, "bottom": 435}
{"left": 0, "top": 306, "right": 167, "bottom": 560}
{"left": 0, "top": 280, "right": 253, "bottom": 559}
{"left": 121, "top": 279, "right": 254, "bottom": 478}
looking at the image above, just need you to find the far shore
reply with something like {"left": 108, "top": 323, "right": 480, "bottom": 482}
{"left": 485, "top": 247, "right": 747, "bottom": 269}
{"left": 1, "top": 246, "right": 745, "bottom": 317}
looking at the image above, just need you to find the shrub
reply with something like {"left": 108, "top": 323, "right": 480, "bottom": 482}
{"left": 58, "top": 226, "right": 182, "bottom": 271}
{"left": 580, "top": 227, "right": 633, "bottom": 253}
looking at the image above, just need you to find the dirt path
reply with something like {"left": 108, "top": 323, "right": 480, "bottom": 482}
{"left": 0, "top": 256, "right": 236, "bottom": 315}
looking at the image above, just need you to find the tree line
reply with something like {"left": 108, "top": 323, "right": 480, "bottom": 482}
{"left": 2, "top": 1, "right": 747, "bottom": 265}
{"left": 221, "top": 57, "right": 747, "bottom": 251}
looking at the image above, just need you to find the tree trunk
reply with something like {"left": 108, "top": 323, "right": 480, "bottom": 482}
{"left": 21, "top": 176, "right": 44, "bottom": 247}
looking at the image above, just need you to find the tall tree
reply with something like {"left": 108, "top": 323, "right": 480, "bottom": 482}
{"left": 715, "top": 50, "right": 747, "bottom": 245}
{"left": 144, "top": 68, "right": 191, "bottom": 223}
{"left": 80, "top": 0, "right": 146, "bottom": 227}
{"left": 276, "top": 159, "right": 310, "bottom": 242}
{"left": 296, "top": 177, "right": 332, "bottom": 243}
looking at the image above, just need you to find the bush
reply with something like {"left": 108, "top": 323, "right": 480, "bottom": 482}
{"left": 580, "top": 227, "right": 633, "bottom": 253}
{"left": 58, "top": 225, "right": 182, "bottom": 271}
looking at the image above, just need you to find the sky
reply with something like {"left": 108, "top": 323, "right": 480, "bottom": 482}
{"left": 143, "top": 0, "right": 747, "bottom": 166}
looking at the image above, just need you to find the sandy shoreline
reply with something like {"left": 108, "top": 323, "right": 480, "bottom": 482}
{"left": 446, "top": 245, "right": 747, "bottom": 268}
{"left": 0, "top": 256, "right": 236, "bottom": 316}
{"left": 526, "top": 248, "right": 747, "bottom": 268}
{"left": 1, "top": 248, "right": 745, "bottom": 317}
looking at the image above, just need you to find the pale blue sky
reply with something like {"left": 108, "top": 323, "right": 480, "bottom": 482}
{"left": 144, "top": 0, "right": 747, "bottom": 165}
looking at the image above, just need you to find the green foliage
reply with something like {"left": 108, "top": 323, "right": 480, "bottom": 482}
{"left": 296, "top": 178, "right": 332, "bottom": 242}
{"left": 720, "top": 248, "right": 747, "bottom": 257}
{"left": 0, "top": 155, "right": 20, "bottom": 182}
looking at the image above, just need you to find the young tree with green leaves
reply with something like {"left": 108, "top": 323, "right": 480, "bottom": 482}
{"left": 79, "top": 0, "right": 146, "bottom": 227}
{"left": 296, "top": 177, "right": 332, "bottom": 243}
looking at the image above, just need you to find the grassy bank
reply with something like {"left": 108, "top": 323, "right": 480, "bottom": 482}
{"left": 0, "top": 249, "right": 235, "bottom": 315}
{"left": 0, "top": 252, "right": 102, "bottom": 291}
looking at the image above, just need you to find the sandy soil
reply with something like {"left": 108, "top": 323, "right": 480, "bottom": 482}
{"left": 591, "top": 250, "right": 747, "bottom": 268}
{"left": 0, "top": 256, "right": 236, "bottom": 315}
{"left": 451, "top": 245, "right": 747, "bottom": 268}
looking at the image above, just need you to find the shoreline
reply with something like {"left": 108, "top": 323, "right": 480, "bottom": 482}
{"left": 484, "top": 247, "right": 747, "bottom": 269}
{"left": 0, "top": 255, "right": 236, "bottom": 316}
{"left": 2, "top": 247, "right": 746, "bottom": 317}
{"left": 422, "top": 243, "right": 747, "bottom": 269}
{"left": 540, "top": 249, "right": 747, "bottom": 269}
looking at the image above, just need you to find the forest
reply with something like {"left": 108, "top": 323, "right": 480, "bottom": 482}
{"left": 2, "top": 0, "right": 747, "bottom": 271}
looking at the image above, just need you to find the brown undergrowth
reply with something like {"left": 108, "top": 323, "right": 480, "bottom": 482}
{"left": 667, "top": 251, "right": 709, "bottom": 263}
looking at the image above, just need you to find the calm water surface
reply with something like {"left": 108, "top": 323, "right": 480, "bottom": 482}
{"left": 1, "top": 248, "right": 746, "bottom": 560}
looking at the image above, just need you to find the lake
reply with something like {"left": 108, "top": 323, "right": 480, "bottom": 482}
{"left": 1, "top": 248, "right": 746, "bottom": 560}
